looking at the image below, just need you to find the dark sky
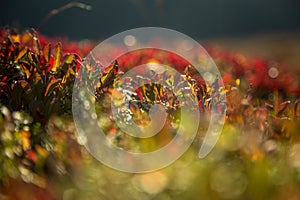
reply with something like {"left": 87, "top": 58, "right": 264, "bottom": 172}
{"left": 1, "top": 0, "right": 300, "bottom": 40}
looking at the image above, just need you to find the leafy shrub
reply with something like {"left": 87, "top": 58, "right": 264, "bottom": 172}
{"left": 1, "top": 27, "right": 300, "bottom": 199}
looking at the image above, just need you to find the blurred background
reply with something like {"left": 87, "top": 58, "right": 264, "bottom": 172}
{"left": 1, "top": 1, "right": 300, "bottom": 200}
{"left": 2, "top": 0, "right": 300, "bottom": 66}
{"left": 2, "top": 0, "right": 300, "bottom": 40}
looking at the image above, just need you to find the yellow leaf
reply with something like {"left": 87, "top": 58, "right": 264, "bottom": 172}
{"left": 21, "top": 130, "right": 31, "bottom": 151}
{"left": 32, "top": 35, "right": 40, "bottom": 53}
{"left": 34, "top": 73, "right": 42, "bottom": 84}
{"left": 61, "top": 68, "right": 75, "bottom": 84}
{"left": 236, "top": 78, "right": 240, "bottom": 86}
{"left": 36, "top": 145, "right": 48, "bottom": 158}
{"left": 52, "top": 43, "right": 61, "bottom": 72}
{"left": 22, "top": 138, "right": 31, "bottom": 151}
{"left": 16, "top": 47, "right": 28, "bottom": 62}
{"left": 44, "top": 79, "right": 60, "bottom": 96}
{"left": 65, "top": 54, "right": 74, "bottom": 64}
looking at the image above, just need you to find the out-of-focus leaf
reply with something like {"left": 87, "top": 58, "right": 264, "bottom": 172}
{"left": 265, "top": 102, "right": 274, "bottom": 111}
{"left": 266, "top": 100, "right": 290, "bottom": 116}
{"left": 165, "top": 74, "right": 174, "bottom": 88}
{"left": 32, "top": 31, "right": 40, "bottom": 53}
{"left": 277, "top": 101, "right": 291, "bottom": 116}
{"left": 52, "top": 43, "right": 61, "bottom": 72}
{"left": 21, "top": 30, "right": 32, "bottom": 44}
{"left": 21, "top": 130, "right": 31, "bottom": 151}
{"left": 43, "top": 43, "right": 51, "bottom": 62}
{"left": 36, "top": 145, "right": 48, "bottom": 158}
{"left": 11, "top": 34, "right": 20, "bottom": 43}
{"left": 294, "top": 99, "right": 299, "bottom": 117}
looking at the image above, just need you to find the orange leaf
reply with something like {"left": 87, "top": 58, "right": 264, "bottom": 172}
{"left": 16, "top": 47, "right": 28, "bottom": 62}
{"left": 11, "top": 34, "right": 20, "bottom": 43}
{"left": 20, "top": 63, "right": 31, "bottom": 79}
{"left": 21, "top": 30, "right": 33, "bottom": 44}
{"left": 43, "top": 43, "right": 51, "bottom": 62}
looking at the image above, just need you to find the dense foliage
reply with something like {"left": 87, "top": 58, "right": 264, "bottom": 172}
{"left": 1, "top": 28, "right": 300, "bottom": 199}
